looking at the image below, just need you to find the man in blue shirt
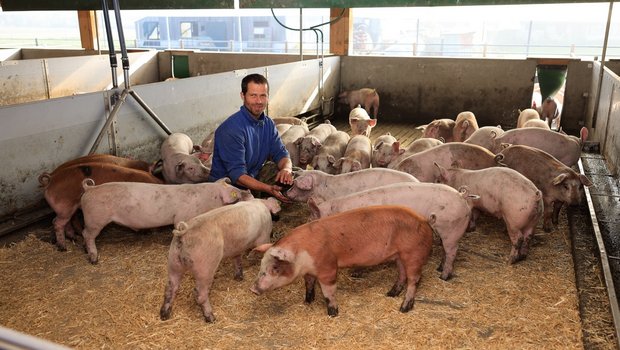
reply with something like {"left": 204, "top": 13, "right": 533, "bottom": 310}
{"left": 208, "top": 73, "right": 293, "bottom": 202}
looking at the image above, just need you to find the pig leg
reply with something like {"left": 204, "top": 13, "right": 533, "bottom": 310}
{"left": 518, "top": 225, "right": 536, "bottom": 260}
{"left": 233, "top": 255, "right": 243, "bottom": 281}
{"left": 506, "top": 226, "right": 524, "bottom": 264}
{"left": 552, "top": 201, "right": 564, "bottom": 225}
{"left": 81, "top": 225, "right": 105, "bottom": 264}
{"left": 193, "top": 251, "right": 223, "bottom": 323}
{"left": 304, "top": 275, "right": 316, "bottom": 303}
{"left": 400, "top": 264, "right": 423, "bottom": 313}
{"left": 542, "top": 198, "right": 555, "bottom": 232}
{"left": 52, "top": 216, "right": 70, "bottom": 251}
{"left": 387, "top": 259, "right": 406, "bottom": 297}
{"left": 467, "top": 209, "right": 481, "bottom": 232}
{"left": 317, "top": 270, "right": 339, "bottom": 316}
{"left": 160, "top": 249, "right": 186, "bottom": 320}
{"left": 439, "top": 241, "right": 458, "bottom": 281}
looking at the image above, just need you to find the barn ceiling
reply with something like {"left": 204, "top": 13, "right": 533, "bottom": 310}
{"left": 0, "top": 0, "right": 613, "bottom": 10}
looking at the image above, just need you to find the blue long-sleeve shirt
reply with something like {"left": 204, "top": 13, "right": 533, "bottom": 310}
{"left": 208, "top": 106, "right": 289, "bottom": 186}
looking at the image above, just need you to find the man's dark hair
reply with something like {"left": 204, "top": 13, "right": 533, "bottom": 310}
{"left": 241, "top": 74, "right": 269, "bottom": 94}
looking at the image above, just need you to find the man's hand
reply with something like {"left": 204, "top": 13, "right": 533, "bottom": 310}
{"left": 275, "top": 168, "right": 293, "bottom": 185}
{"left": 268, "top": 184, "right": 291, "bottom": 203}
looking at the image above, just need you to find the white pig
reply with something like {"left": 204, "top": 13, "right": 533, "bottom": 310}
{"left": 285, "top": 168, "right": 419, "bottom": 203}
{"left": 79, "top": 178, "right": 253, "bottom": 264}
{"left": 516, "top": 108, "right": 541, "bottom": 128}
{"left": 386, "top": 138, "right": 444, "bottom": 169}
{"left": 281, "top": 124, "right": 309, "bottom": 168}
{"left": 333, "top": 135, "right": 373, "bottom": 174}
{"left": 434, "top": 164, "right": 543, "bottom": 263}
{"left": 395, "top": 143, "right": 497, "bottom": 182}
{"left": 453, "top": 111, "right": 479, "bottom": 142}
{"left": 463, "top": 126, "right": 504, "bottom": 152}
{"left": 160, "top": 198, "right": 281, "bottom": 323}
{"left": 295, "top": 122, "right": 337, "bottom": 167}
{"left": 310, "top": 131, "right": 350, "bottom": 174}
{"left": 161, "top": 132, "right": 211, "bottom": 184}
{"left": 349, "top": 106, "right": 377, "bottom": 137}
{"left": 371, "top": 132, "right": 398, "bottom": 167}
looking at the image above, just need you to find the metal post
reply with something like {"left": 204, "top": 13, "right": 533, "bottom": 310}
{"left": 100, "top": 0, "right": 118, "bottom": 89}
{"left": 592, "top": 0, "right": 614, "bottom": 128}
{"left": 299, "top": 8, "right": 303, "bottom": 61}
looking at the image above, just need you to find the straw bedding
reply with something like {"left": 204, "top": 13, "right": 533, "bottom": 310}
{"left": 0, "top": 200, "right": 608, "bottom": 349}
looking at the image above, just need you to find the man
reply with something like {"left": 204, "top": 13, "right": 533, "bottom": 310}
{"left": 208, "top": 73, "right": 293, "bottom": 202}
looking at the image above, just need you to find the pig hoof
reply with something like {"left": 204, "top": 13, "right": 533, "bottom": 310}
{"left": 399, "top": 299, "right": 414, "bottom": 313}
{"left": 305, "top": 290, "right": 315, "bottom": 304}
{"left": 160, "top": 308, "right": 171, "bottom": 321}
{"left": 204, "top": 313, "right": 216, "bottom": 323}
{"left": 543, "top": 226, "right": 552, "bottom": 233}
{"left": 233, "top": 274, "right": 243, "bottom": 281}
{"left": 88, "top": 256, "right": 99, "bottom": 265}
{"left": 439, "top": 273, "right": 452, "bottom": 281}
{"left": 327, "top": 306, "right": 338, "bottom": 317}
{"left": 349, "top": 268, "right": 366, "bottom": 278}
{"left": 386, "top": 284, "right": 404, "bottom": 297}
{"left": 56, "top": 244, "right": 67, "bottom": 252}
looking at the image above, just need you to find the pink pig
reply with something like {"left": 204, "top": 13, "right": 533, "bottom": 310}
{"left": 386, "top": 138, "right": 444, "bottom": 169}
{"left": 371, "top": 132, "right": 398, "bottom": 167}
{"left": 79, "top": 177, "right": 253, "bottom": 264}
{"left": 423, "top": 118, "right": 455, "bottom": 142}
{"left": 160, "top": 198, "right": 281, "bottom": 323}
{"left": 251, "top": 205, "right": 433, "bottom": 316}
{"left": 463, "top": 126, "right": 504, "bottom": 152}
{"left": 334, "top": 135, "right": 372, "bottom": 174}
{"left": 310, "top": 131, "right": 350, "bottom": 174}
{"left": 495, "top": 144, "right": 592, "bottom": 232}
{"left": 160, "top": 132, "right": 210, "bottom": 184}
{"left": 452, "top": 111, "right": 479, "bottom": 142}
{"left": 295, "top": 122, "right": 337, "bottom": 167}
{"left": 434, "top": 164, "right": 543, "bottom": 263}
{"left": 492, "top": 127, "right": 588, "bottom": 167}
{"left": 395, "top": 142, "right": 497, "bottom": 182}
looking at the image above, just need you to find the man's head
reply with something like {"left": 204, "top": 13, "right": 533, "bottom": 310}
{"left": 241, "top": 74, "right": 269, "bottom": 118}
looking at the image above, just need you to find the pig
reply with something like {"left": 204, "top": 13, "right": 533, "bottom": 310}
{"left": 191, "top": 131, "right": 215, "bottom": 169}
{"left": 463, "top": 126, "right": 504, "bottom": 152}
{"left": 338, "top": 88, "right": 380, "bottom": 118}
{"left": 251, "top": 205, "right": 433, "bottom": 316}
{"left": 285, "top": 168, "right": 418, "bottom": 203}
{"left": 371, "top": 132, "right": 398, "bottom": 168}
{"left": 160, "top": 198, "right": 281, "bottom": 323}
{"left": 333, "top": 135, "right": 372, "bottom": 174}
{"left": 491, "top": 127, "right": 588, "bottom": 167}
{"left": 280, "top": 124, "right": 310, "bottom": 168}
{"left": 276, "top": 123, "right": 293, "bottom": 136}
{"left": 348, "top": 106, "right": 377, "bottom": 137}
{"left": 522, "top": 119, "right": 551, "bottom": 129}
{"left": 495, "top": 144, "right": 593, "bottom": 232}
{"left": 42, "top": 163, "right": 163, "bottom": 251}
{"left": 394, "top": 142, "right": 497, "bottom": 182}
{"left": 305, "top": 182, "right": 476, "bottom": 280}
{"left": 272, "top": 116, "right": 308, "bottom": 127}
{"left": 295, "top": 122, "right": 337, "bottom": 167}
{"left": 516, "top": 108, "right": 541, "bottom": 128}
{"left": 310, "top": 131, "right": 350, "bottom": 175}
{"left": 452, "top": 111, "right": 479, "bottom": 142}
{"left": 79, "top": 177, "right": 253, "bottom": 264}
{"left": 386, "top": 138, "right": 444, "bottom": 169}
{"left": 541, "top": 97, "right": 560, "bottom": 129}
{"left": 433, "top": 164, "right": 543, "bottom": 263}
{"left": 160, "top": 132, "right": 211, "bottom": 184}
{"left": 423, "top": 118, "right": 455, "bottom": 142}
{"left": 38, "top": 154, "right": 151, "bottom": 186}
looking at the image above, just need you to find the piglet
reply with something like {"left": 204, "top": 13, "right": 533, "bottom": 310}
{"left": 348, "top": 106, "right": 377, "bottom": 137}
{"left": 386, "top": 138, "right": 444, "bottom": 169}
{"left": 160, "top": 198, "right": 281, "bottom": 323}
{"left": 516, "top": 108, "right": 541, "bottom": 128}
{"left": 295, "top": 122, "right": 337, "bottom": 167}
{"left": 463, "top": 126, "right": 504, "bottom": 152}
{"left": 423, "top": 118, "right": 455, "bottom": 142}
{"left": 334, "top": 134, "right": 372, "bottom": 174}
{"left": 251, "top": 205, "right": 433, "bottom": 316}
{"left": 452, "top": 111, "right": 479, "bottom": 142}
{"left": 338, "top": 88, "right": 380, "bottom": 118}
{"left": 371, "top": 132, "right": 398, "bottom": 167}
{"left": 310, "top": 131, "right": 350, "bottom": 174}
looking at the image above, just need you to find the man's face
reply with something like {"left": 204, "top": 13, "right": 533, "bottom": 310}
{"left": 242, "top": 82, "right": 269, "bottom": 118}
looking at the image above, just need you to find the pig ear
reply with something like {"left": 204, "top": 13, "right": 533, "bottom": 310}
{"left": 307, "top": 197, "right": 321, "bottom": 220}
{"left": 294, "top": 137, "right": 304, "bottom": 145}
{"left": 580, "top": 127, "right": 589, "bottom": 143}
{"left": 552, "top": 173, "right": 568, "bottom": 186}
{"left": 333, "top": 157, "right": 344, "bottom": 169}
{"left": 391, "top": 141, "right": 400, "bottom": 153}
{"left": 374, "top": 141, "right": 384, "bottom": 151}
{"left": 216, "top": 177, "right": 232, "bottom": 185}
{"left": 296, "top": 175, "right": 314, "bottom": 190}
{"left": 327, "top": 155, "right": 336, "bottom": 165}
{"left": 269, "top": 247, "right": 295, "bottom": 263}
{"left": 175, "top": 161, "right": 185, "bottom": 174}
{"left": 580, "top": 174, "right": 593, "bottom": 187}
{"left": 351, "top": 160, "right": 362, "bottom": 172}
{"left": 311, "top": 155, "right": 319, "bottom": 169}
{"left": 253, "top": 243, "right": 273, "bottom": 254}
{"left": 368, "top": 119, "right": 378, "bottom": 127}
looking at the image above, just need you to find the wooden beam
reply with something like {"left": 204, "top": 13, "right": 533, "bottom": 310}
{"left": 329, "top": 8, "right": 351, "bottom": 56}
{"left": 78, "top": 10, "right": 97, "bottom": 50}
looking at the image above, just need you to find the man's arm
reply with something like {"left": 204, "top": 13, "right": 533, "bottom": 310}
{"left": 236, "top": 172, "right": 290, "bottom": 202}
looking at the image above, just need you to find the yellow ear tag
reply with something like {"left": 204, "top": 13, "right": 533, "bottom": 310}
{"left": 231, "top": 191, "right": 238, "bottom": 199}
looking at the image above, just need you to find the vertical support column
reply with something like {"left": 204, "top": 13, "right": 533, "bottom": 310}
{"left": 329, "top": 8, "right": 351, "bottom": 56}
{"left": 78, "top": 10, "right": 98, "bottom": 51}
